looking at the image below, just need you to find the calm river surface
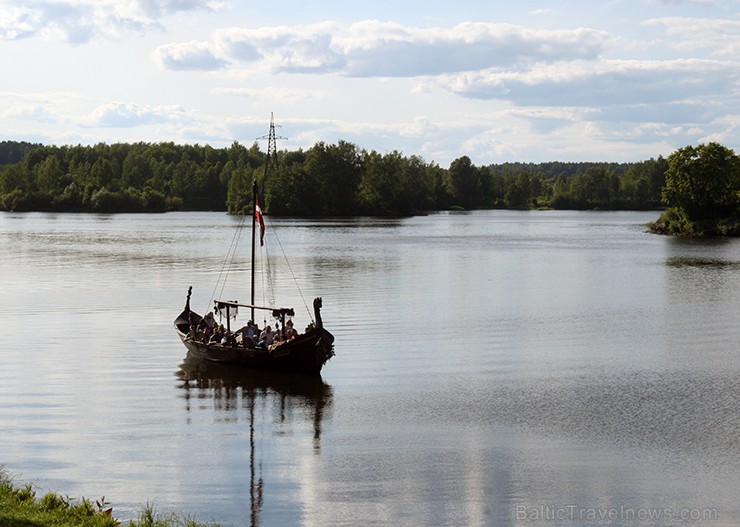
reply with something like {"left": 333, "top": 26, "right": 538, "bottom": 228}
{"left": 1, "top": 210, "right": 738, "bottom": 526}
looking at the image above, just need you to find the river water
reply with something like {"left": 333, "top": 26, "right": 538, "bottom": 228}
{"left": 0, "top": 210, "right": 738, "bottom": 526}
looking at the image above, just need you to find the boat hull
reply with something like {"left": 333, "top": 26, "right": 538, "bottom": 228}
{"left": 175, "top": 324, "right": 334, "bottom": 376}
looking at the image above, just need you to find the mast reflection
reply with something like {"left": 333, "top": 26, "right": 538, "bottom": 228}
{"left": 176, "top": 352, "right": 333, "bottom": 526}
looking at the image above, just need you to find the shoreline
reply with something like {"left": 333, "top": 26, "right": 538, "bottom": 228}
{"left": 0, "top": 468, "right": 217, "bottom": 527}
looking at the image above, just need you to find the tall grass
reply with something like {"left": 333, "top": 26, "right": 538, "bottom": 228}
{"left": 0, "top": 467, "right": 218, "bottom": 527}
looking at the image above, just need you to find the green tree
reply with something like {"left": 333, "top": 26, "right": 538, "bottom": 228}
{"left": 0, "top": 163, "right": 30, "bottom": 194}
{"left": 265, "top": 163, "right": 321, "bottom": 215}
{"left": 303, "top": 141, "right": 362, "bottom": 215}
{"left": 569, "top": 166, "right": 619, "bottom": 209}
{"left": 479, "top": 166, "right": 505, "bottom": 207}
{"left": 141, "top": 187, "right": 167, "bottom": 212}
{"left": 87, "top": 157, "right": 115, "bottom": 196}
{"left": 121, "top": 147, "right": 151, "bottom": 189}
{"left": 54, "top": 182, "right": 84, "bottom": 211}
{"left": 650, "top": 143, "right": 740, "bottom": 235}
{"left": 503, "top": 172, "right": 531, "bottom": 209}
{"left": 226, "top": 162, "right": 254, "bottom": 214}
{"left": 0, "top": 140, "right": 41, "bottom": 165}
{"left": 663, "top": 142, "right": 740, "bottom": 220}
{"left": 404, "top": 155, "right": 436, "bottom": 213}
{"left": 446, "top": 156, "right": 481, "bottom": 209}
{"left": 35, "top": 154, "right": 64, "bottom": 196}
{"left": 358, "top": 150, "right": 405, "bottom": 215}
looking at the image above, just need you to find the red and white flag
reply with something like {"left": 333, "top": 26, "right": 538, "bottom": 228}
{"left": 255, "top": 197, "right": 265, "bottom": 246}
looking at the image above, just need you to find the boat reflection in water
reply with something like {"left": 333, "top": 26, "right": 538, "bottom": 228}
{"left": 176, "top": 352, "right": 333, "bottom": 526}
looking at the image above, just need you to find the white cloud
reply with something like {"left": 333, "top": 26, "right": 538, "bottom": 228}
{"left": 0, "top": 0, "right": 217, "bottom": 43}
{"left": 644, "top": 16, "right": 740, "bottom": 55}
{"left": 441, "top": 58, "right": 737, "bottom": 107}
{"left": 336, "top": 21, "right": 605, "bottom": 77}
{"left": 0, "top": 91, "right": 81, "bottom": 125}
{"left": 131, "top": 0, "right": 223, "bottom": 18}
{"left": 153, "top": 21, "right": 610, "bottom": 77}
{"left": 0, "top": 5, "right": 41, "bottom": 39}
{"left": 647, "top": 0, "right": 718, "bottom": 6}
{"left": 0, "top": 1, "right": 160, "bottom": 43}
{"left": 212, "top": 23, "right": 344, "bottom": 73}
{"left": 152, "top": 40, "right": 228, "bottom": 70}
{"left": 87, "top": 102, "right": 194, "bottom": 127}
{"left": 211, "top": 86, "right": 329, "bottom": 103}
{"left": 2, "top": 103, "right": 57, "bottom": 122}
{"left": 399, "top": 116, "right": 440, "bottom": 138}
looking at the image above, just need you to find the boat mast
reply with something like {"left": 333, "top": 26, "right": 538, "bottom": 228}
{"left": 251, "top": 114, "right": 284, "bottom": 323}
{"left": 251, "top": 180, "right": 257, "bottom": 322}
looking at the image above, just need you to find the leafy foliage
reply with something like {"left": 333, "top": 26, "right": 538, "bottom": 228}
{"left": 0, "top": 139, "right": 676, "bottom": 215}
{"left": 0, "top": 140, "right": 42, "bottom": 165}
{"left": 663, "top": 142, "right": 740, "bottom": 220}
{"left": 649, "top": 142, "right": 740, "bottom": 235}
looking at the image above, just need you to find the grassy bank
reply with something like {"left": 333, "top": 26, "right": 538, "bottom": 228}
{"left": 0, "top": 468, "right": 218, "bottom": 527}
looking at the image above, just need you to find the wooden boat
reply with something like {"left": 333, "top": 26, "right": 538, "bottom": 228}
{"left": 175, "top": 291, "right": 335, "bottom": 376}
{"left": 174, "top": 122, "right": 335, "bottom": 376}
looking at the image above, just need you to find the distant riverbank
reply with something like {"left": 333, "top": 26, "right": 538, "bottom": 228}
{"left": 0, "top": 140, "right": 665, "bottom": 215}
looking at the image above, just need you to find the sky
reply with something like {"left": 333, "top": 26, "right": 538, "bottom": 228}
{"left": 1, "top": 0, "right": 740, "bottom": 166}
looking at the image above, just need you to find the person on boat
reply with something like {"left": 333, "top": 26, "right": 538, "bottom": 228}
{"left": 245, "top": 320, "right": 257, "bottom": 342}
{"left": 195, "top": 317, "right": 208, "bottom": 341}
{"left": 197, "top": 312, "right": 215, "bottom": 342}
{"left": 234, "top": 320, "right": 257, "bottom": 348}
{"left": 285, "top": 320, "right": 298, "bottom": 340}
{"left": 258, "top": 325, "right": 274, "bottom": 347}
{"left": 210, "top": 324, "right": 225, "bottom": 344}
{"left": 222, "top": 329, "right": 237, "bottom": 346}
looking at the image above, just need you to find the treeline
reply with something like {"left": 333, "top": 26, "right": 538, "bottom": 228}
{"left": 0, "top": 141, "right": 263, "bottom": 213}
{"left": 0, "top": 140, "right": 41, "bottom": 165}
{"left": 0, "top": 140, "right": 667, "bottom": 214}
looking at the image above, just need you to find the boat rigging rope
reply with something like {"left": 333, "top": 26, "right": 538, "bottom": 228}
{"left": 264, "top": 215, "right": 314, "bottom": 323}
{"left": 204, "top": 213, "right": 314, "bottom": 326}
{"left": 207, "top": 213, "right": 248, "bottom": 313}
{"left": 260, "top": 241, "right": 269, "bottom": 326}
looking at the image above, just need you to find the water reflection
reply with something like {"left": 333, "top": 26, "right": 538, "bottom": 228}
{"left": 175, "top": 354, "right": 333, "bottom": 526}
{"left": 663, "top": 240, "right": 740, "bottom": 308}
{"left": 666, "top": 256, "right": 740, "bottom": 269}
{"left": 176, "top": 353, "right": 332, "bottom": 449}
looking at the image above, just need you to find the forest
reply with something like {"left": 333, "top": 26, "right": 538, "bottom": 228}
{"left": 0, "top": 139, "right": 668, "bottom": 215}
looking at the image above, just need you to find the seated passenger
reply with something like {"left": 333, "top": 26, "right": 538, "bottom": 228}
{"left": 223, "top": 331, "right": 236, "bottom": 346}
{"left": 196, "top": 318, "right": 208, "bottom": 341}
{"left": 258, "top": 325, "right": 274, "bottom": 347}
{"left": 285, "top": 320, "right": 298, "bottom": 340}
{"left": 210, "top": 324, "right": 226, "bottom": 343}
